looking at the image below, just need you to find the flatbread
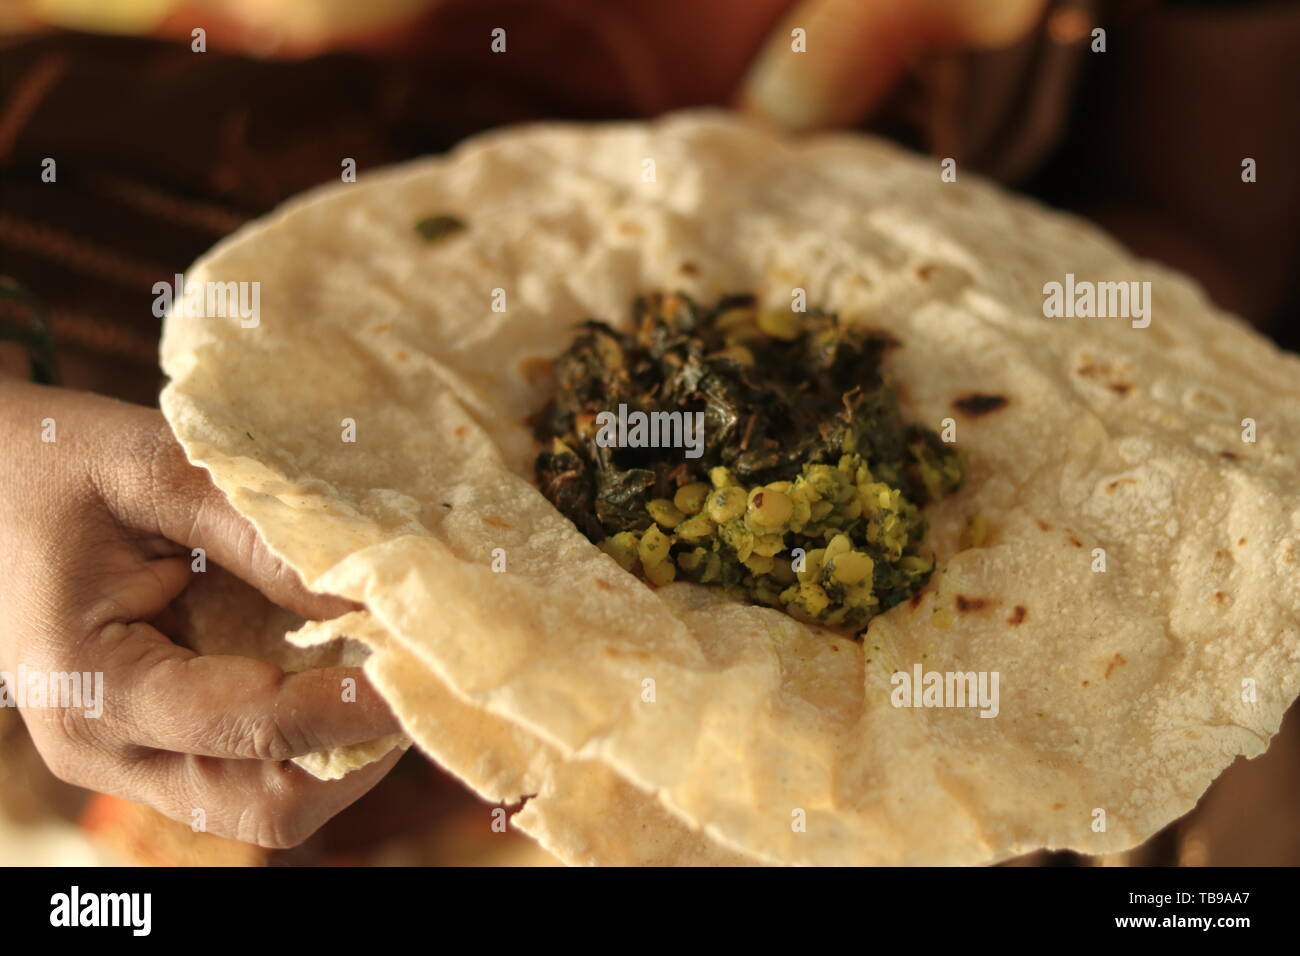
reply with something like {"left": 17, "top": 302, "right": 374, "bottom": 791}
{"left": 288, "top": 611, "right": 753, "bottom": 865}
{"left": 160, "top": 111, "right": 1300, "bottom": 865}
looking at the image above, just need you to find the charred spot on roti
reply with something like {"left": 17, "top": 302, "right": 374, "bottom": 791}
{"left": 954, "top": 594, "right": 990, "bottom": 613}
{"left": 908, "top": 591, "right": 924, "bottom": 609}
{"left": 1052, "top": 803, "right": 1065, "bottom": 810}
{"left": 1035, "top": 519, "right": 1052, "bottom": 532}
{"left": 1105, "top": 478, "right": 1138, "bottom": 494}
{"left": 1074, "top": 354, "right": 1136, "bottom": 396}
{"left": 678, "top": 261, "right": 699, "bottom": 276}
{"left": 394, "top": 349, "right": 409, "bottom": 363}
{"left": 483, "top": 515, "right": 513, "bottom": 529}
{"left": 594, "top": 579, "right": 615, "bottom": 591}
{"left": 414, "top": 213, "right": 466, "bottom": 242}
{"left": 953, "top": 393, "right": 1008, "bottom": 417}
{"left": 911, "top": 262, "right": 972, "bottom": 296}
{"left": 1237, "top": 537, "right": 1247, "bottom": 547}
{"left": 1219, "top": 450, "right": 1239, "bottom": 461}
{"left": 1212, "top": 591, "right": 1229, "bottom": 606}
{"left": 454, "top": 425, "right": 469, "bottom": 439}
{"left": 1104, "top": 653, "right": 1127, "bottom": 679}
{"left": 1007, "top": 605, "right": 1027, "bottom": 625}
{"left": 616, "top": 220, "right": 642, "bottom": 237}
{"left": 519, "top": 356, "right": 554, "bottom": 389}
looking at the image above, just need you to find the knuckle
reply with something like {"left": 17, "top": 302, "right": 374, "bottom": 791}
{"left": 55, "top": 704, "right": 92, "bottom": 744}
{"left": 24, "top": 700, "right": 127, "bottom": 793}
{"left": 232, "top": 712, "right": 300, "bottom": 761}
{"left": 38, "top": 698, "right": 102, "bottom": 753}
{"left": 197, "top": 662, "right": 305, "bottom": 760}
{"left": 33, "top": 735, "right": 93, "bottom": 789}
{"left": 249, "top": 716, "right": 298, "bottom": 762}
{"left": 238, "top": 803, "right": 313, "bottom": 850}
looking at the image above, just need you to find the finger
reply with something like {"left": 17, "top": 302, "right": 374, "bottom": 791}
{"left": 738, "top": 0, "right": 1049, "bottom": 133}
{"left": 932, "top": 0, "right": 1051, "bottom": 48}
{"left": 126, "top": 745, "right": 404, "bottom": 849}
{"left": 100, "top": 556, "right": 193, "bottom": 625}
{"left": 96, "top": 409, "right": 356, "bottom": 620}
{"left": 101, "top": 621, "right": 401, "bottom": 759}
{"left": 738, "top": 0, "right": 923, "bottom": 133}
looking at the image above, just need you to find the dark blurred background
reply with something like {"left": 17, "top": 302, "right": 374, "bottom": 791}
{"left": 1, "top": 0, "right": 1297, "bottom": 866}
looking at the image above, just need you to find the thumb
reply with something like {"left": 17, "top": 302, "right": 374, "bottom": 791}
{"left": 100, "top": 410, "right": 357, "bottom": 621}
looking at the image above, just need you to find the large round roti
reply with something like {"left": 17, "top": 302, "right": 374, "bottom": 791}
{"left": 159, "top": 112, "right": 1300, "bottom": 865}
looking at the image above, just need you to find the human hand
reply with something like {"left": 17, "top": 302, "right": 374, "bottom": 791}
{"left": 0, "top": 377, "right": 402, "bottom": 848}
{"left": 740, "top": 0, "right": 1049, "bottom": 131}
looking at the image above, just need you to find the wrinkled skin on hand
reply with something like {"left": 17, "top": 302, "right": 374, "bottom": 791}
{"left": 0, "top": 378, "right": 402, "bottom": 848}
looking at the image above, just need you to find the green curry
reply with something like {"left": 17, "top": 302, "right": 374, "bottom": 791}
{"left": 533, "top": 292, "right": 963, "bottom": 635}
